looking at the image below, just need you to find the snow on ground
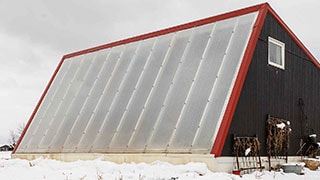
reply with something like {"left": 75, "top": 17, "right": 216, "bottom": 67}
{"left": 0, "top": 151, "right": 11, "bottom": 160}
{"left": 1, "top": 152, "right": 320, "bottom": 179}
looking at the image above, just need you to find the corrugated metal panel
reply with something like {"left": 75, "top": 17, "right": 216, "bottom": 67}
{"left": 16, "top": 11, "right": 258, "bottom": 154}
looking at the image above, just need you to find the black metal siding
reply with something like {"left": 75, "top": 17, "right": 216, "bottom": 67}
{"left": 222, "top": 13, "right": 320, "bottom": 156}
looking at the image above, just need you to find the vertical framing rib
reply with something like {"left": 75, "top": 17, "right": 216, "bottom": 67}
{"left": 166, "top": 24, "right": 217, "bottom": 152}
{"left": 90, "top": 42, "right": 141, "bottom": 151}
{"left": 87, "top": 45, "right": 128, "bottom": 151}
{"left": 191, "top": 18, "right": 239, "bottom": 151}
{"left": 54, "top": 55, "right": 95, "bottom": 151}
{"left": 62, "top": 52, "right": 101, "bottom": 151}
{"left": 126, "top": 34, "right": 176, "bottom": 149}
{"left": 75, "top": 49, "right": 112, "bottom": 151}
{"left": 145, "top": 28, "right": 195, "bottom": 151}
{"left": 209, "top": 17, "right": 242, "bottom": 152}
{"left": 84, "top": 46, "right": 126, "bottom": 152}
{"left": 24, "top": 61, "right": 72, "bottom": 151}
{"left": 108, "top": 38, "right": 158, "bottom": 148}
{"left": 39, "top": 56, "right": 85, "bottom": 150}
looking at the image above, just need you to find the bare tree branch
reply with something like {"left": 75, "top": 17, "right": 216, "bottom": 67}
{"left": 8, "top": 122, "right": 26, "bottom": 146}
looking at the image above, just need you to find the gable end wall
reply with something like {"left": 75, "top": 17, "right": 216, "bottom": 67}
{"left": 222, "top": 13, "right": 320, "bottom": 156}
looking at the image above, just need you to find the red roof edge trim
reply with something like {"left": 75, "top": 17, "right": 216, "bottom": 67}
{"left": 210, "top": 4, "right": 269, "bottom": 156}
{"left": 63, "top": 3, "right": 267, "bottom": 60}
{"left": 267, "top": 5, "right": 320, "bottom": 69}
{"left": 13, "top": 57, "right": 66, "bottom": 154}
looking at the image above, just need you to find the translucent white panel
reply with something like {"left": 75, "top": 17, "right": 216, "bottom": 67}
{"left": 148, "top": 24, "right": 213, "bottom": 150}
{"left": 33, "top": 58, "right": 82, "bottom": 151}
{"left": 76, "top": 46, "right": 125, "bottom": 151}
{"left": 63, "top": 50, "right": 109, "bottom": 151}
{"left": 193, "top": 12, "right": 258, "bottom": 150}
{"left": 93, "top": 39, "right": 155, "bottom": 151}
{"left": 45, "top": 54, "right": 94, "bottom": 152}
{"left": 110, "top": 35, "right": 174, "bottom": 150}
{"left": 87, "top": 43, "right": 138, "bottom": 151}
{"left": 129, "top": 31, "right": 190, "bottom": 150}
{"left": 52, "top": 56, "right": 97, "bottom": 150}
{"left": 16, "top": 11, "right": 258, "bottom": 154}
{"left": 170, "top": 18, "right": 236, "bottom": 151}
{"left": 18, "top": 60, "right": 72, "bottom": 151}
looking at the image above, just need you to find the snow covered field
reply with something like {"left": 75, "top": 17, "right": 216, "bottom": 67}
{"left": 1, "top": 152, "right": 320, "bottom": 179}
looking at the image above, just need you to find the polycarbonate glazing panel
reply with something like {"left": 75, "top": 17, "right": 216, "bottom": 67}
{"left": 33, "top": 58, "right": 82, "bottom": 151}
{"left": 110, "top": 35, "right": 173, "bottom": 150}
{"left": 88, "top": 43, "right": 138, "bottom": 151}
{"left": 129, "top": 31, "right": 190, "bottom": 150}
{"left": 63, "top": 51, "right": 108, "bottom": 151}
{"left": 169, "top": 18, "right": 236, "bottom": 151}
{"left": 107, "top": 41, "right": 157, "bottom": 149}
{"left": 38, "top": 56, "right": 85, "bottom": 151}
{"left": 18, "top": 60, "right": 72, "bottom": 152}
{"left": 16, "top": 11, "right": 258, "bottom": 154}
{"left": 193, "top": 12, "right": 258, "bottom": 150}
{"left": 93, "top": 39, "right": 155, "bottom": 151}
{"left": 76, "top": 46, "right": 125, "bottom": 151}
{"left": 148, "top": 24, "right": 213, "bottom": 150}
{"left": 45, "top": 54, "right": 94, "bottom": 152}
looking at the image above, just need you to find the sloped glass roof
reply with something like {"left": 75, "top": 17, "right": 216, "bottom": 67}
{"left": 16, "top": 11, "right": 258, "bottom": 154}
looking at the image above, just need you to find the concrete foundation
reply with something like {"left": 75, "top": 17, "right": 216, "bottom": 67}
{"left": 12, "top": 153, "right": 305, "bottom": 172}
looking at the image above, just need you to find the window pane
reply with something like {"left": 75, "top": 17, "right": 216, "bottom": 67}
{"left": 268, "top": 37, "right": 285, "bottom": 69}
{"left": 269, "top": 42, "right": 280, "bottom": 64}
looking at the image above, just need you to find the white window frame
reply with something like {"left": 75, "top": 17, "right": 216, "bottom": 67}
{"left": 268, "top": 37, "right": 285, "bottom": 70}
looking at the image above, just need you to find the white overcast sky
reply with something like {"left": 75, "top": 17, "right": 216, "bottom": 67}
{"left": 0, "top": 0, "right": 319, "bottom": 144}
